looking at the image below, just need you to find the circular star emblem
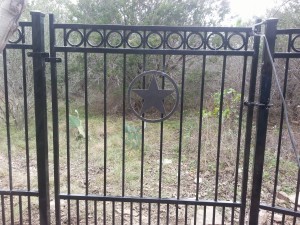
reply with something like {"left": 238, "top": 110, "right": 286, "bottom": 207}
{"left": 128, "top": 70, "right": 179, "bottom": 123}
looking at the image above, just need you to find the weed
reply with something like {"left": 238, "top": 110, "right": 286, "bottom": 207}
{"left": 208, "top": 88, "right": 241, "bottom": 122}
{"left": 125, "top": 122, "right": 144, "bottom": 149}
{"left": 69, "top": 109, "right": 85, "bottom": 139}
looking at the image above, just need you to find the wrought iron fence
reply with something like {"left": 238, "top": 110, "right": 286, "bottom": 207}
{"left": 0, "top": 11, "right": 299, "bottom": 225}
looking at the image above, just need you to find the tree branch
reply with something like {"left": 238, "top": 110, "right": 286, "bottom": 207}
{"left": 0, "top": 0, "right": 26, "bottom": 53}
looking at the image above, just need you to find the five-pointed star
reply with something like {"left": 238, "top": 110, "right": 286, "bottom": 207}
{"left": 133, "top": 77, "right": 174, "bottom": 115}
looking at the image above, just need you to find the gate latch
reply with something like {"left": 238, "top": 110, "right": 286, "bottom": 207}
{"left": 45, "top": 57, "right": 62, "bottom": 63}
{"left": 27, "top": 52, "right": 62, "bottom": 63}
{"left": 27, "top": 52, "right": 49, "bottom": 58}
{"left": 244, "top": 101, "right": 273, "bottom": 109}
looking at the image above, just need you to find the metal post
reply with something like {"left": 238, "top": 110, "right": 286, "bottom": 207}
{"left": 30, "top": 11, "right": 50, "bottom": 225}
{"left": 249, "top": 18, "right": 278, "bottom": 225}
{"left": 239, "top": 19, "right": 262, "bottom": 225}
{"left": 49, "top": 13, "right": 62, "bottom": 225}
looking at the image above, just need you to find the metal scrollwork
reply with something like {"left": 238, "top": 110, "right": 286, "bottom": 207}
{"left": 66, "top": 29, "right": 84, "bottom": 47}
{"left": 86, "top": 29, "right": 104, "bottom": 47}
{"left": 227, "top": 32, "right": 246, "bottom": 50}
{"left": 128, "top": 70, "right": 179, "bottom": 123}
{"left": 291, "top": 34, "right": 300, "bottom": 52}
{"left": 59, "top": 26, "right": 249, "bottom": 51}
{"left": 8, "top": 28, "right": 23, "bottom": 44}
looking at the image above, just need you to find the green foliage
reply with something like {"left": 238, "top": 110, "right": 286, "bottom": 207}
{"left": 125, "top": 123, "right": 143, "bottom": 149}
{"left": 69, "top": 110, "right": 85, "bottom": 139}
{"left": 24, "top": 0, "right": 71, "bottom": 22}
{"left": 267, "top": 0, "right": 300, "bottom": 28}
{"left": 205, "top": 88, "right": 241, "bottom": 121}
{"left": 69, "top": 0, "right": 230, "bottom": 26}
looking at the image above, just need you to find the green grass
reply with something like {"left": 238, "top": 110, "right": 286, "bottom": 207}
{"left": 0, "top": 111, "right": 299, "bottom": 223}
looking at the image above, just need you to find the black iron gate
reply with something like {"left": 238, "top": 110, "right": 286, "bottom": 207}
{"left": 0, "top": 11, "right": 300, "bottom": 225}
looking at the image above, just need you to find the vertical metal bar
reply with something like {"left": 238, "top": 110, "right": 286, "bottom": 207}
{"left": 22, "top": 27, "right": 32, "bottom": 225}
{"left": 157, "top": 32, "right": 167, "bottom": 225}
{"left": 103, "top": 34, "right": 108, "bottom": 224}
{"left": 121, "top": 52, "right": 127, "bottom": 225}
{"left": 293, "top": 170, "right": 300, "bottom": 225}
{"left": 271, "top": 33, "right": 291, "bottom": 224}
{"left": 19, "top": 196, "right": 23, "bottom": 225}
{"left": 49, "top": 14, "right": 61, "bottom": 225}
{"left": 130, "top": 202, "right": 133, "bottom": 225}
{"left": 61, "top": 27, "right": 71, "bottom": 225}
{"left": 166, "top": 204, "right": 169, "bottom": 225}
{"left": 232, "top": 33, "right": 249, "bottom": 223}
{"left": 233, "top": 33, "right": 250, "bottom": 198}
{"left": 139, "top": 38, "right": 146, "bottom": 224}
{"left": 21, "top": 23, "right": 32, "bottom": 225}
{"left": 195, "top": 32, "right": 208, "bottom": 225}
{"left": 63, "top": 47, "right": 71, "bottom": 225}
{"left": 215, "top": 41, "right": 228, "bottom": 201}
{"left": 1, "top": 195, "right": 5, "bottom": 225}
{"left": 176, "top": 52, "right": 186, "bottom": 225}
{"left": 214, "top": 54, "right": 227, "bottom": 224}
{"left": 94, "top": 201, "right": 97, "bottom": 225}
{"left": 249, "top": 18, "right": 278, "bottom": 225}
{"left": 194, "top": 53, "right": 206, "bottom": 225}
{"left": 222, "top": 207, "right": 225, "bottom": 225}
{"left": 157, "top": 109, "right": 164, "bottom": 225}
{"left": 148, "top": 203, "right": 151, "bottom": 225}
{"left": 112, "top": 202, "right": 115, "bottom": 225}
{"left": 3, "top": 48, "right": 14, "bottom": 225}
{"left": 184, "top": 205, "right": 188, "bottom": 225}
{"left": 239, "top": 19, "right": 262, "bottom": 225}
{"left": 282, "top": 214, "right": 285, "bottom": 224}
{"left": 231, "top": 64, "right": 248, "bottom": 222}
{"left": 31, "top": 11, "right": 50, "bottom": 225}
{"left": 84, "top": 50, "right": 89, "bottom": 225}
{"left": 231, "top": 207, "right": 234, "bottom": 225}
{"left": 140, "top": 108, "right": 145, "bottom": 225}
{"left": 203, "top": 206, "right": 206, "bottom": 225}
{"left": 76, "top": 200, "right": 80, "bottom": 224}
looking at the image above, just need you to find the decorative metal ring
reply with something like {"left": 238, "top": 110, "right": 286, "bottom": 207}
{"left": 86, "top": 29, "right": 104, "bottom": 47}
{"left": 227, "top": 32, "right": 246, "bottom": 50}
{"left": 146, "top": 32, "right": 163, "bottom": 49}
{"left": 291, "top": 34, "right": 300, "bottom": 52}
{"left": 186, "top": 32, "right": 204, "bottom": 50}
{"left": 66, "top": 29, "right": 84, "bottom": 47}
{"left": 166, "top": 32, "right": 184, "bottom": 49}
{"left": 206, "top": 32, "right": 225, "bottom": 50}
{"left": 128, "top": 70, "right": 179, "bottom": 123}
{"left": 8, "top": 28, "right": 23, "bottom": 44}
{"left": 106, "top": 31, "right": 124, "bottom": 48}
{"left": 126, "top": 31, "right": 143, "bottom": 48}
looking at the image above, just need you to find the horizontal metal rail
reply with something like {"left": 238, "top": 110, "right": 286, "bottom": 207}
{"left": 53, "top": 47, "right": 254, "bottom": 55}
{"left": 5, "top": 44, "right": 33, "bottom": 49}
{"left": 53, "top": 23, "right": 252, "bottom": 32}
{"left": 0, "top": 190, "right": 39, "bottom": 197}
{"left": 277, "top": 29, "right": 300, "bottom": 34}
{"left": 274, "top": 52, "right": 300, "bottom": 58}
{"left": 59, "top": 194, "right": 242, "bottom": 207}
{"left": 260, "top": 204, "right": 300, "bottom": 217}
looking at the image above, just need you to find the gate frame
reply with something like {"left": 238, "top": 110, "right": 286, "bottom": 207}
{"left": 29, "top": 11, "right": 51, "bottom": 225}
{"left": 2, "top": 11, "right": 300, "bottom": 225}
{"left": 248, "top": 19, "right": 278, "bottom": 224}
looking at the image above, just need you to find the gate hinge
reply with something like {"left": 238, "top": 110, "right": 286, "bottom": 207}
{"left": 244, "top": 101, "right": 273, "bottom": 109}
{"left": 45, "top": 57, "right": 62, "bottom": 63}
{"left": 27, "top": 52, "right": 49, "bottom": 58}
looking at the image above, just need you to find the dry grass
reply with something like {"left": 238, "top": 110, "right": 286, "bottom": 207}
{"left": 0, "top": 111, "right": 299, "bottom": 224}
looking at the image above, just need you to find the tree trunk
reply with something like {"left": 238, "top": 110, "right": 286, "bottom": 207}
{"left": 0, "top": 0, "right": 26, "bottom": 53}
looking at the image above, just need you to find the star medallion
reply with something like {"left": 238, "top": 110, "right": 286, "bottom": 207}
{"left": 128, "top": 70, "right": 179, "bottom": 123}
{"left": 133, "top": 77, "right": 174, "bottom": 115}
